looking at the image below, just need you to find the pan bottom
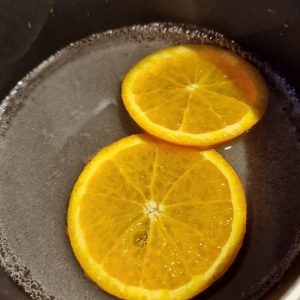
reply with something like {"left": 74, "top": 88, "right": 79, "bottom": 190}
{"left": 0, "top": 23, "right": 299, "bottom": 300}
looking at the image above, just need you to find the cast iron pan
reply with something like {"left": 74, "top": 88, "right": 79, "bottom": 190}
{"left": 0, "top": 1, "right": 300, "bottom": 300}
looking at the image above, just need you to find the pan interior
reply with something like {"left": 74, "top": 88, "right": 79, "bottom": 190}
{"left": 0, "top": 23, "right": 299, "bottom": 300}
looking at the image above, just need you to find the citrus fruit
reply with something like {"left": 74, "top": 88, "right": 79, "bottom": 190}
{"left": 122, "top": 45, "right": 268, "bottom": 147}
{"left": 68, "top": 134, "right": 246, "bottom": 300}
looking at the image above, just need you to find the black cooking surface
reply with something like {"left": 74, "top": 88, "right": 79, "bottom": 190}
{"left": 0, "top": 1, "right": 300, "bottom": 300}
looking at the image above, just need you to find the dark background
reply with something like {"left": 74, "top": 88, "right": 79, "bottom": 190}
{"left": 0, "top": 0, "right": 299, "bottom": 299}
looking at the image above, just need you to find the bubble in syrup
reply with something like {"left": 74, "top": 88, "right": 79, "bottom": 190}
{"left": 134, "top": 231, "right": 148, "bottom": 247}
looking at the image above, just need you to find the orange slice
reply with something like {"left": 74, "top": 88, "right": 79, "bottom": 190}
{"left": 122, "top": 45, "right": 268, "bottom": 147}
{"left": 68, "top": 134, "right": 246, "bottom": 299}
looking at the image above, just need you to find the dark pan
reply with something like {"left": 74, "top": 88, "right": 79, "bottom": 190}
{"left": 0, "top": 23, "right": 299, "bottom": 300}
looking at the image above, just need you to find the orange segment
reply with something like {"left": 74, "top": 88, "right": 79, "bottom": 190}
{"left": 122, "top": 45, "right": 268, "bottom": 147}
{"left": 102, "top": 217, "right": 150, "bottom": 286}
{"left": 68, "top": 134, "right": 246, "bottom": 300}
{"left": 162, "top": 159, "right": 231, "bottom": 205}
{"left": 144, "top": 91, "right": 188, "bottom": 131}
{"left": 158, "top": 214, "right": 224, "bottom": 274}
